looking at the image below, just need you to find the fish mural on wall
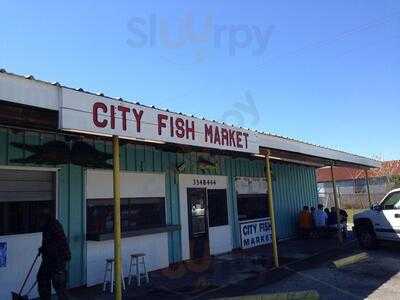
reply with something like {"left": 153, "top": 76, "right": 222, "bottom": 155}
{"left": 197, "top": 156, "right": 219, "bottom": 173}
{"left": 11, "top": 140, "right": 113, "bottom": 168}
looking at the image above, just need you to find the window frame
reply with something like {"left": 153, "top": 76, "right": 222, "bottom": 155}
{"left": 0, "top": 166, "right": 58, "bottom": 236}
{"left": 237, "top": 193, "right": 269, "bottom": 222}
{"left": 86, "top": 196, "right": 167, "bottom": 237}
{"left": 207, "top": 189, "right": 229, "bottom": 227}
{"left": 381, "top": 191, "right": 400, "bottom": 210}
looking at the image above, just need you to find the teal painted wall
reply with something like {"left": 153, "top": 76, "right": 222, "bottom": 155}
{"left": 0, "top": 128, "right": 86, "bottom": 287}
{"left": 0, "top": 127, "right": 318, "bottom": 286}
{"left": 272, "top": 163, "right": 319, "bottom": 239}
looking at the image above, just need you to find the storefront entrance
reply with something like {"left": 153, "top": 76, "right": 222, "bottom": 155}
{"left": 187, "top": 188, "right": 210, "bottom": 259}
{"left": 179, "top": 174, "right": 233, "bottom": 261}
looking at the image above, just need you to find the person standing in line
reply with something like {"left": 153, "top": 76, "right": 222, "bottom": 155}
{"left": 314, "top": 204, "right": 328, "bottom": 237}
{"left": 37, "top": 207, "right": 71, "bottom": 300}
{"left": 310, "top": 207, "right": 316, "bottom": 225}
{"left": 339, "top": 208, "right": 349, "bottom": 240}
{"left": 298, "top": 206, "right": 313, "bottom": 238}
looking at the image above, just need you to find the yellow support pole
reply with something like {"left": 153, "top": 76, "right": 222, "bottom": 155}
{"left": 113, "top": 135, "right": 122, "bottom": 300}
{"left": 265, "top": 151, "right": 279, "bottom": 268}
{"left": 330, "top": 164, "right": 343, "bottom": 244}
{"left": 365, "top": 169, "right": 372, "bottom": 206}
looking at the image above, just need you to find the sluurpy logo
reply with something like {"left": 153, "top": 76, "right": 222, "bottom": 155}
{"left": 126, "top": 13, "right": 274, "bottom": 65}
{"left": 221, "top": 90, "right": 260, "bottom": 128}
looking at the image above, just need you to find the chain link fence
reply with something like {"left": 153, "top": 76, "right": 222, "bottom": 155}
{"left": 318, "top": 191, "right": 390, "bottom": 225}
{"left": 318, "top": 192, "right": 387, "bottom": 210}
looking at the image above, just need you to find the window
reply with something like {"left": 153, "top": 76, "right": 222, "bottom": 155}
{"left": 354, "top": 179, "right": 366, "bottom": 194}
{"left": 86, "top": 197, "right": 166, "bottom": 238}
{"left": 207, "top": 189, "right": 228, "bottom": 227}
{"left": 381, "top": 192, "right": 400, "bottom": 210}
{"left": 237, "top": 194, "right": 269, "bottom": 221}
{"left": 0, "top": 169, "right": 55, "bottom": 236}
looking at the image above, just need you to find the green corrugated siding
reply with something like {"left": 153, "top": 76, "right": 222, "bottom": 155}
{"left": 272, "top": 162, "right": 318, "bottom": 239}
{"left": 0, "top": 128, "right": 86, "bottom": 287}
{"left": 0, "top": 127, "right": 319, "bottom": 286}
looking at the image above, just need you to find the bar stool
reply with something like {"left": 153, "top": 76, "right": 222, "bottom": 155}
{"left": 103, "top": 258, "right": 126, "bottom": 293}
{"left": 128, "top": 253, "right": 150, "bottom": 286}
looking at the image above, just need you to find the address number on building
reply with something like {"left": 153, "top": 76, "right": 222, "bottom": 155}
{"left": 240, "top": 218, "right": 272, "bottom": 249}
{"left": 192, "top": 179, "right": 217, "bottom": 186}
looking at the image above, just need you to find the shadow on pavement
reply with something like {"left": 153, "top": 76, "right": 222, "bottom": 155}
{"left": 66, "top": 234, "right": 400, "bottom": 299}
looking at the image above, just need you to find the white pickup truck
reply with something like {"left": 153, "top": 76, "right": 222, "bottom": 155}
{"left": 354, "top": 188, "right": 400, "bottom": 249}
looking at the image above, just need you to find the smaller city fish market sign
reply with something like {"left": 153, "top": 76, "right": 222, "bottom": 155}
{"left": 240, "top": 218, "right": 272, "bottom": 249}
{"left": 60, "top": 88, "right": 259, "bottom": 154}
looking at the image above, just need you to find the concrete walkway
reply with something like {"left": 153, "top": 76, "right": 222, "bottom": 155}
{"left": 67, "top": 236, "right": 345, "bottom": 300}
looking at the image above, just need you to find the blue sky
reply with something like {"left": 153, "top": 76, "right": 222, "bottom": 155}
{"left": 1, "top": 1, "right": 399, "bottom": 160}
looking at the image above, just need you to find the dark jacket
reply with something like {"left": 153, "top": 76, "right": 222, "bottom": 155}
{"left": 41, "top": 218, "right": 71, "bottom": 268}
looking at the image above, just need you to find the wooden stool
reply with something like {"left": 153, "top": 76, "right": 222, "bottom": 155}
{"left": 128, "top": 253, "right": 149, "bottom": 286}
{"left": 103, "top": 258, "right": 126, "bottom": 293}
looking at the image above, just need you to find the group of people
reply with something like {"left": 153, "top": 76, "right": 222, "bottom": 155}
{"left": 298, "top": 204, "right": 348, "bottom": 239}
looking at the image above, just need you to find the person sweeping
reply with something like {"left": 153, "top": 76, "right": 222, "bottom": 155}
{"left": 37, "top": 208, "right": 71, "bottom": 300}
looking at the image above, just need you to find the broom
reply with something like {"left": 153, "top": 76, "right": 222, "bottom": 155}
{"left": 12, "top": 252, "right": 40, "bottom": 300}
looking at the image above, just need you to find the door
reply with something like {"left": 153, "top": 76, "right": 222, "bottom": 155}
{"left": 374, "top": 191, "right": 400, "bottom": 240}
{"left": 187, "top": 188, "right": 210, "bottom": 259}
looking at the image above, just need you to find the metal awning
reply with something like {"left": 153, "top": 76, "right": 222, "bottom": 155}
{"left": 0, "top": 70, "right": 381, "bottom": 169}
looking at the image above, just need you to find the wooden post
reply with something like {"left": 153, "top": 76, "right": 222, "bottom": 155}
{"left": 330, "top": 164, "right": 343, "bottom": 244}
{"left": 113, "top": 135, "right": 122, "bottom": 300}
{"left": 266, "top": 151, "right": 279, "bottom": 268}
{"left": 365, "top": 169, "right": 372, "bottom": 206}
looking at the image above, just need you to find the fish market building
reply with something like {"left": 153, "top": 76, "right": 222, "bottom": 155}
{"left": 0, "top": 70, "right": 379, "bottom": 299}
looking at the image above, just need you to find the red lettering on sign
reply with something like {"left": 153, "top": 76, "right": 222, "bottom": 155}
{"left": 214, "top": 126, "right": 221, "bottom": 145}
{"left": 186, "top": 120, "right": 195, "bottom": 140}
{"left": 132, "top": 109, "right": 143, "bottom": 133}
{"left": 170, "top": 117, "right": 174, "bottom": 137}
{"left": 158, "top": 114, "right": 168, "bottom": 135}
{"left": 93, "top": 102, "right": 108, "bottom": 128}
{"left": 221, "top": 128, "right": 229, "bottom": 146}
{"left": 117, "top": 106, "right": 130, "bottom": 131}
{"left": 243, "top": 132, "right": 249, "bottom": 148}
{"left": 236, "top": 131, "right": 243, "bottom": 148}
{"left": 175, "top": 118, "right": 185, "bottom": 138}
{"left": 204, "top": 124, "right": 213, "bottom": 143}
{"left": 229, "top": 129, "right": 236, "bottom": 147}
{"left": 110, "top": 105, "right": 116, "bottom": 129}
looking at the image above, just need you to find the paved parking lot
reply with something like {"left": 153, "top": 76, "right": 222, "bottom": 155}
{"left": 67, "top": 236, "right": 400, "bottom": 299}
{"left": 214, "top": 240, "right": 400, "bottom": 300}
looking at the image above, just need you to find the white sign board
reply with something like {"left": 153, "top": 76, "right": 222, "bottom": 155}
{"left": 235, "top": 177, "right": 267, "bottom": 195}
{"left": 60, "top": 88, "right": 259, "bottom": 154}
{"left": 240, "top": 218, "right": 272, "bottom": 249}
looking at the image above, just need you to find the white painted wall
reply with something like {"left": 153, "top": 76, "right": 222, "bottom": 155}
{"left": 86, "top": 169, "right": 165, "bottom": 198}
{"left": 85, "top": 170, "right": 168, "bottom": 286}
{"left": 86, "top": 233, "right": 169, "bottom": 286}
{"left": 0, "top": 73, "right": 59, "bottom": 110}
{"left": 208, "top": 225, "right": 232, "bottom": 255}
{"left": 0, "top": 233, "right": 42, "bottom": 300}
{"left": 235, "top": 177, "right": 267, "bottom": 194}
{"left": 178, "top": 174, "right": 232, "bottom": 260}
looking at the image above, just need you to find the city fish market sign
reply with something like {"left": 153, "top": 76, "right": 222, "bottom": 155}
{"left": 240, "top": 218, "right": 272, "bottom": 249}
{"left": 60, "top": 88, "right": 258, "bottom": 153}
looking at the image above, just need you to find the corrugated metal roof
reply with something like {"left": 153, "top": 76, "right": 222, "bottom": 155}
{"left": 317, "top": 160, "right": 400, "bottom": 182}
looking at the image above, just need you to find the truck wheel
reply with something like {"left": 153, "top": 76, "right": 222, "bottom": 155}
{"left": 357, "top": 227, "right": 377, "bottom": 249}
